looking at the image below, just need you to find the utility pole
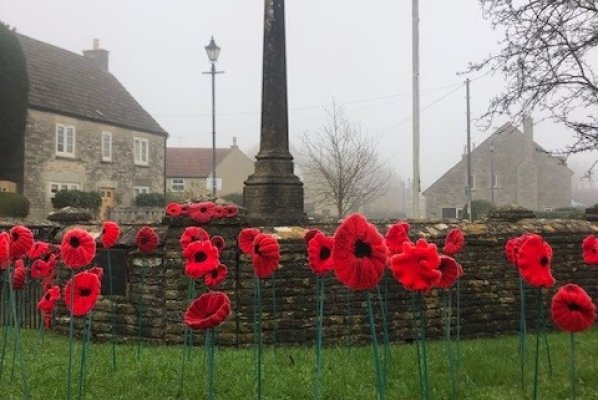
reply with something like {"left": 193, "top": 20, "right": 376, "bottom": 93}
{"left": 490, "top": 142, "right": 495, "bottom": 206}
{"left": 465, "top": 78, "right": 473, "bottom": 220}
{"left": 411, "top": 0, "right": 421, "bottom": 219}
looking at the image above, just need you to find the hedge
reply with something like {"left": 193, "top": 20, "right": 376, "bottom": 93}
{"left": 135, "top": 193, "right": 166, "bottom": 207}
{"left": 0, "top": 192, "right": 29, "bottom": 217}
{"left": 53, "top": 190, "right": 102, "bottom": 211}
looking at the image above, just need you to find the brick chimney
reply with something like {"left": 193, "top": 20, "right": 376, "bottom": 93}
{"left": 522, "top": 115, "right": 534, "bottom": 159}
{"left": 83, "top": 39, "right": 109, "bottom": 71}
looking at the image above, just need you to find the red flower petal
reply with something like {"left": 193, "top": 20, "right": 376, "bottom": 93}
{"left": 212, "top": 205, "right": 225, "bottom": 219}
{"left": 179, "top": 226, "right": 210, "bottom": 250}
{"left": 505, "top": 234, "right": 531, "bottom": 266}
{"left": 184, "top": 291, "right": 231, "bottom": 330}
{"left": 12, "top": 259, "right": 27, "bottom": 290}
{"left": 28, "top": 241, "right": 52, "bottom": 260}
{"left": 385, "top": 222, "right": 412, "bottom": 256}
{"left": 224, "top": 205, "right": 238, "bottom": 218}
{"left": 434, "top": 255, "right": 463, "bottom": 289}
{"left": 582, "top": 234, "right": 598, "bottom": 265}
{"left": 304, "top": 228, "right": 323, "bottom": 247}
{"left": 251, "top": 233, "right": 280, "bottom": 279}
{"left": 37, "top": 285, "right": 61, "bottom": 313}
{"left": 551, "top": 283, "right": 596, "bottom": 333}
{"left": 238, "top": 228, "right": 260, "bottom": 256}
{"left": 165, "top": 202, "right": 182, "bottom": 217}
{"left": 204, "top": 264, "right": 228, "bottom": 289}
{"left": 60, "top": 228, "right": 97, "bottom": 269}
{"left": 183, "top": 240, "right": 220, "bottom": 279}
{"left": 0, "top": 232, "right": 10, "bottom": 269}
{"left": 101, "top": 221, "right": 121, "bottom": 249}
{"left": 9, "top": 225, "right": 34, "bottom": 260}
{"left": 188, "top": 202, "right": 215, "bottom": 224}
{"left": 136, "top": 226, "right": 158, "bottom": 254}
{"left": 307, "top": 233, "right": 334, "bottom": 276}
{"left": 390, "top": 238, "right": 441, "bottom": 292}
{"left": 332, "top": 213, "right": 387, "bottom": 291}
{"left": 443, "top": 228, "right": 465, "bottom": 256}
{"left": 64, "top": 271, "right": 101, "bottom": 317}
{"left": 88, "top": 266, "right": 105, "bottom": 280}
{"left": 517, "top": 234, "right": 555, "bottom": 288}
{"left": 211, "top": 236, "right": 226, "bottom": 253}
{"left": 31, "top": 254, "right": 57, "bottom": 280}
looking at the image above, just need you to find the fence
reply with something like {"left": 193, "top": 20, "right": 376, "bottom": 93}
{"left": 0, "top": 276, "right": 43, "bottom": 330}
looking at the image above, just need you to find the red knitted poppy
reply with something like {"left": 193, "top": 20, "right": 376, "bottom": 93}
{"left": 188, "top": 202, "right": 215, "bottom": 224}
{"left": 88, "top": 266, "right": 105, "bottom": 280}
{"left": 31, "top": 254, "right": 57, "bottom": 280}
{"left": 0, "top": 232, "right": 9, "bottom": 269}
{"left": 101, "top": 221, "right": 121, "bottom": 249}
{"left": 212, "top": 205, "right": 225, "bottom": 219}
{"left": 165, "top": 202, "right": 183, "bottom": 217}
{"left": 224, "top": 205, "right": 238, "bottom": 218}
{"left": 582, "top": 234, "right": 598, "bottom": 265}
{"left": 517, "top": 234, "right": 555, "bottom": 288}
{"left": 551, "top": 283, "right": 596, "bottom": 333}
{"left": 304, "top": 228, "right": 323, "bottom": 247}
{"left": 183, "top": 240, "right": 220, "bottom": 279}
{"left": 307, "top": 233, "right": 335, "bottom": 276}
{"left": 252, "top": 233, "right": 281, "bottom": 279}
{"left": 211, "top": 235, "right": 226, "bottom": 253}
{"left": 37, "top": 285, "right": 61, "bottom": 313}
{"left": 204, "top": 264, "right": 228, "bottom": 289}
{"left": 238, "top": 228, "right": 260, "bottom": 256}
{"left": 64, "top": 271, "right": 101, "bottom": 317}
{"left": 434, "top": 255, "right": 464, "bottom": 289}
{"left": 390, "top": 238, "right": 442, "bottom": 292}
{"left": 179, "top": 226, "right": 210, "bottom": 250}
{"left": 184, "top": 291, "right": 231, "bottom": 330}
{"left": 385, "top": 222, "right": 412, "bottom": 256}
{"left": 12, "top": 259, "right": 27, "bottom": 290}
{"left": 505, "top": 234, "right": 531, "bottom": 266}
{"left": 60, "top": 228, "right": 97, "bottom": 269}
{"left": 9, "top": 225, "right": 34, "bottom": 260}
{"left": 443, "top": 228, "right": 465, "bottom": 256}
{"left": 28, "top": 241, "right": 52, "bottom": 261}
{"left": 136, "top": 226, "right": 159, "bottom": 254}
{"left": 332, "top": 213, "right": 387, "bottom": 291}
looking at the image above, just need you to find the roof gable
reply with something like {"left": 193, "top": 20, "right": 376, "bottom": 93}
{"left": 17, "top": 34, "right": 167, "bottom": 136}
{"left": 166, "top": 148, "right": 234, "bottom": 178}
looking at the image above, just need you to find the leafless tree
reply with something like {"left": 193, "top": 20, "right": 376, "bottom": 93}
{"left": 298, "top": 101, "right": 391, "bottom": 218}
{"left": 468, "top": 1, "right": 598, "bottom": 157}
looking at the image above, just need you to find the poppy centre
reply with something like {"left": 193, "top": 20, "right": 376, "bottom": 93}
{"left": 540, "top": 256, "right": 549, "bottom": 266}
{"left": 70, "top": 237, "right": 81, "bottom": 248}
{"left": 319, "top": 247, "right": 331, "bottom": 260}
{"left": 354, "top": 240, "right": 372, "bottom": 258}
{"left": 194, "top": 251, "right": 207, "bottom": 263}
{"left": 80, "top": 288, "right": 91, "bottom": 297}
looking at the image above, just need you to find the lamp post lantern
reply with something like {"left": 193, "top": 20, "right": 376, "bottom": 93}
{"left": 203, "top": 37, "right": 224, "bottom": 198}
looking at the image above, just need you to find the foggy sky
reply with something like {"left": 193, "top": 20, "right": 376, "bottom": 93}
{"left": 1, "top": 0, "right": 593, "bottom": 190}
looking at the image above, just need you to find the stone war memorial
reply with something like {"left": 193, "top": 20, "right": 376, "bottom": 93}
{"left": 1, "top": 1, "right": 598, "bottom": 400}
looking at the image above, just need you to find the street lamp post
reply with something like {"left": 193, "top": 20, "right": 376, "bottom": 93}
{"left": 489, "top": 143, "right": 495, "bottom": 206}
{"left": 204, "top": 37, "right": 224, "bottom": 198}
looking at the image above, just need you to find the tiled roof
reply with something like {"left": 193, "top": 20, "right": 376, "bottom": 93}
{"left": 166, "top": 148, "right": 232, "bottom": 178}
{"left": 17, "top": 34, "right": 167, "bottom": 136}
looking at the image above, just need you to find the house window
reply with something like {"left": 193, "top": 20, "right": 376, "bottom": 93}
{"left": 441, "top": 207, "right": 464, "bottom": 219}
{"left": 205, "top": 177, "right": 222, "bottom": 191}
{"left": 171, "top": 178, "right": 185, "bottom": 192}
{"left": 101, "top": 132, "right": 112, "bottom": 162}
{"left": 492, "top": 174, "right": 499, "bottom": 188}
{"left": 133, "top": 137, "right": 149, "bottom": 166}
{"left": 49, "top": 182, "right": 81, "bottom": 206}
{"left": 134, "top": 186, "right": 150, "bottom": 197}
{"left": 56, "top": 124, "right": 75, "bottom": 157}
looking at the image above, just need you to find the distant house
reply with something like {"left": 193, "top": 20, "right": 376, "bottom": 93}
{"left": 423, "top": 118, "right": 573, "bottom": 219}
{"left": 0, "top": 33, "right": 168, "bottom": 220}
{"left": 165, "top": 138, "right": 254, "bottom": 200}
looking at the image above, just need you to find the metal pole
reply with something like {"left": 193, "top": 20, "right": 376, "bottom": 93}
{"left": 211, "top": 62, "right": 217, "bottom": 198}
{"left": 412, "top": 0, "right": 421, "bottom": 219}
{"left": 490, "top": 143, "right": 495, "bottom": 206}
{"left": 465, "top": 78, "right": 473, "bottom": 220}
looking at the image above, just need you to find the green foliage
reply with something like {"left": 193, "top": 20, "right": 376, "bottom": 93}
{"left": 536, "top": 207, "right": 584, "bottom": 219}
{"left": 0, "top": 191, "right": 29, "bottom": 217}
{"left": 53, "top": 190, "right": 101, "bottom": 211}
{"left": 463, "top": 199, "right": 495, "bottom": 219}
{"left": 135, "top": 192, "right": 166, "bottom": 207}
{"left": 221, "top": 192, "right": 243, "bottom": 206}
{"left": 164, "top": 191, "right": 185, "bottom": 203}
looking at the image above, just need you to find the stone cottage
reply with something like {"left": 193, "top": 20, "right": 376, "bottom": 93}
{"left": 423, "top": 117, "right": 573, "bottom": 219}
{"left": 0, "top": 32, "right": 168, "bottom": 220}
{"left": 165, "top": 137, "right": 254, "bottom": 200}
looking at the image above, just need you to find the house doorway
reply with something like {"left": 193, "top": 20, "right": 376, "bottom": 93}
{"left": 100, "top": 188, "right": 116, "bottom": 220}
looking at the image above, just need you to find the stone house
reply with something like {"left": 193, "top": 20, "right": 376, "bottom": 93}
{"left": 165, "top": 138, "right": 254, "bottom": 200}
{"left": 423, "top": 118, "right": 573, "bottom": 219}
{"left": 0, "top": 33, "right": 168, "bottom": 220}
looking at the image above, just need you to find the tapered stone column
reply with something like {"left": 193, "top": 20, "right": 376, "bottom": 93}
{"left": 243, "top": 0, "right": 304, "bottom": 225}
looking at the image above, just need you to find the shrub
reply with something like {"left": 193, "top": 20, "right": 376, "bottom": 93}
{"left": 135, "top": 193, "right": 166, "bottom": 207}
{"left": 53, "top": 190, "right": 102, "bottom": 211}
{"left": 0, "top": 192, "right": 29, "bottom": 217}
{"left": 463, "top": 199, "right": 495, "bottom": 219}
{"left": 221, "top": 192, "right": 243, "bottom": 206}
{"left": 536, "top": 207, "right": 584, "bottom": 219}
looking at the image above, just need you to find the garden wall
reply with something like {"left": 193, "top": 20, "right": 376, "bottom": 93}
{"left": 52, "top": 215, "right": 598, "bottom": 347}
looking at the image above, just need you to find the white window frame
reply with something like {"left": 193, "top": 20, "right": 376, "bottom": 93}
{"left": 205, "top": 177, "right": 223, "bottom": 191}
{"left": 49, "top": 182, "right": 81, "bottom": 199}
{"left": 133, "top": 137, "right": 149, "bottom": 166}
{"left": 134, "top": 186, "right": 150, "bottom": 197}
{"left": 492, "top": 174, "right": 499, "bottom": 188}
{"left": 101, "top": 131, "right": 112, "bottom": 162}
{"left": 171, "top": 178, "right": 185, "bottom": 192}
{"left": 55, "top": 124, "right": 76, "bottom": 157}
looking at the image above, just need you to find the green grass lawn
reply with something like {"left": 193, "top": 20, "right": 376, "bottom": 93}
{"left": 2, "top": 328, "right": 597, "bottom": 399}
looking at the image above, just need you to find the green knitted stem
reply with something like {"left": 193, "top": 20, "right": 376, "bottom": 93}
{"left": 271, "top": 275, "right": 277, "bottom": 348}
{"left": 540, "top": 300, "right": 553, "bottom": 376}
{"left": 256, "top": 278, "right": 263, "bottom": 400}
{"left": 207, "top": 328, "right": 216, "bottom": 400}
{"left": 570, "top": 333, "right": 576, "bottom": 400}
{"left": 66, "top": 270, "right": 75, "bottom": 400}
{"left": 455, "top": 279, "right": 461, "bottom": 376}
{"left": 185, "top": 279, "right": 195, "bottom": 362}
{"left": 314, "top": 276, "right": 325, "bottom": 400}
{"left": 346, "top": 288, "right": 353, "bottom": 350}
{"left": 0, "top": 272, "right": 8, "bottom": 381}
{"left": 107, "top": 249, "right": 117, "bottom": 370}
{"left": 376, "top": 282, "right": 390, "bottom": 386}
{"left": 417, "top": 293, "right": 430, "bottom": 400}
{"left": 136, "top": 258, "right": 146, "bottom": 360}
{"left": 366, "top": 291, "right": 385, "bottom": 400}
{"left": 78, "top": 313, "right": 92, "bottom": 400}
{"left": 444, "top": 291, "right": 457, "bottom": 400}
{"left": 518, "top": 277, "right": 527, "bottom": 391}
{"left": 532, "top": 288, "right": 542, "bottom": 400}
{"left": 7, "top": 265, "right": 30, "bottom": 399}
